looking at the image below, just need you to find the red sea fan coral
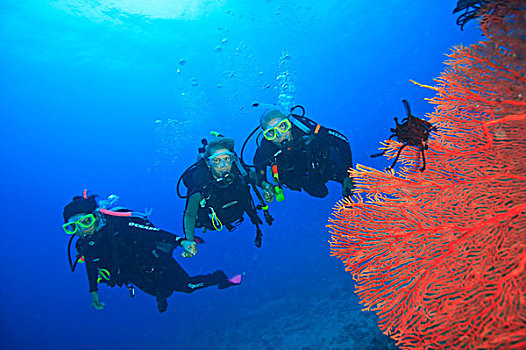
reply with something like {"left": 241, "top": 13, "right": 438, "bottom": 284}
{"left": 328, "top": 2, "right": 526, "bottom": 349}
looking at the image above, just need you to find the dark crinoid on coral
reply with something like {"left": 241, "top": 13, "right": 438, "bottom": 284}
{"left": 371, "top": 99, "right": 436, "bottom": 172}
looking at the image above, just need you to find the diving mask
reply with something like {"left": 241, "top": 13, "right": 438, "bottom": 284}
{"left": 263, "top": 118, "right": 291, "bottom": 141}
{"left": 63, "top": 213, "right": 96, "bottom": 235}
{"left": 208, "top": 151, "right": 235, "bottom": 168}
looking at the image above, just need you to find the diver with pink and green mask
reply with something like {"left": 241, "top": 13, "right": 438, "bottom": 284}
{"left": 248, "top": 104, "right": 354, "bottom": 200}
{"left": 62, "top": 191, "right": 242, "bottom": 313}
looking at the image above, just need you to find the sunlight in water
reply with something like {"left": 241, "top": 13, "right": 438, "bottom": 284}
{"left": 49, "top": 0, "right": 225, "bottom": 21}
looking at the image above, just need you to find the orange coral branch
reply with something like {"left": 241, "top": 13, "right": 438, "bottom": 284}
{"left": 409, "top": 79, "right": 439, "bottom": 92}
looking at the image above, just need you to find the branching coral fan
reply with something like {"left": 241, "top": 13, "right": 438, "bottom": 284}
{"left": 328, "top": 2, "right": 525, "bottom": 349}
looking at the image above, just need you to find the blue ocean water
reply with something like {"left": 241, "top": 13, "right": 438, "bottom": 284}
{"left": 0, "top": 1, "right": 482, "bottom": 349}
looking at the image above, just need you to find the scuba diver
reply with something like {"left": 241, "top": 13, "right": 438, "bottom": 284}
{"left": 63, "top": 190, "right": 242, "bottom": 313}
{"left": 246, "top": 103, "right": 354, "bottom": 201}
{"left": 177, "top": 133, "right": 273, "bottom": 252}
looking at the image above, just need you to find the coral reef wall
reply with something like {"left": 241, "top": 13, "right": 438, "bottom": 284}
{"left": 328, "top": 2, "right": 526, "bottom": 349}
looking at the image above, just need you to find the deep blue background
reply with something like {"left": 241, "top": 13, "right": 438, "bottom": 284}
{"left": 0, "top": 1, "right": 480, "bottom": 349}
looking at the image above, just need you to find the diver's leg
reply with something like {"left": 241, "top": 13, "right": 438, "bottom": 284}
{"left": 185, "top": 270, "right": 241, "bottom": 292}
{"left": 131, "top": 255, "right": 177, "bottom": 313}
{"left": 324, "top": 135, "right": 352, "bottom": 183}
{"left": 171, "top": 260, "right": 241, "bottom": 293}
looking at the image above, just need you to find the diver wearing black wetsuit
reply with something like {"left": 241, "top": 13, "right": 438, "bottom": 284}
{"left": 64, "top": 194, "right": 239, "bottom": 313}
{"left": 184, "top": 158, "right": 261, "bottom": 233}
{"left": 181, "top": 137, "right": 265, "bottom": 249}
{"left": 253, "top": 108, "right": 354, "bottom": 198}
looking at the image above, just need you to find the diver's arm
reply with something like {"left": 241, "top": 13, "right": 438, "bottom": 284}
{"left": 151, "top": 229, "right": 194, "bottom": 254}
{"left": 122, "top": 218, "right": 183, "bottom": 243}
{"left": 321, "top": 130, "right": 354, "bottom": 195}
{"left": 336, "top": 139, "right": 353, "bottom": 182}
{"left": 253, "top": 148, "right": 276, "bottom": 202}
{"left": 183, "top": 192, "right": 202, "bottom": 242}
{"left": 124, "top": 218, "right": 196, "bottom": 257}
{"left": 247, "top": 169, "right": 258, "bottom": 184}
{"left": 85, "top": 260, "right": 99, "bottom": 294}
{"left": 85, "top": 261, "right": 105, "bottom": 310}
{"left": 324, "top": 130, "right": 353, "bottom": 183}
{"left": 125, "top": 220, "right": 186, "bottom": 247}
{"left": 180, "top": 192, "right": 202, "bottom": 257}
{"left": 339, "top": 139, "right": 353, "bottom": 185}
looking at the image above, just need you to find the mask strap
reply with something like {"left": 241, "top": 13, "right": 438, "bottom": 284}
{"left": 210, "top": 151, "right": 234, "bottom": 159}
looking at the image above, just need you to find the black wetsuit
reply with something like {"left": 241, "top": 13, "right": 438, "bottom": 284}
{"left": 183, "top": 159, "right": 262, "bottom": 235}
{"left": 76, "top": 215, "right": 230, "bottom": 304}
{"left": 253, "top": 117, "right": 353, "bottom": 198}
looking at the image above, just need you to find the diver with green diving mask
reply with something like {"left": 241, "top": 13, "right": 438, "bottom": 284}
{"left": 63, "top": 190, "right": 242, "bottom": 313}
{"left": 243, "top": 103, "right": 355, "bottom": 200}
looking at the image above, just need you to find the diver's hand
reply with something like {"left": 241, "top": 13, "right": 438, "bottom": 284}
{"left": 90, "top": 291, "right": 105, "bottom": 310}
{"left": 342, "top": 177, "right": 354, "bottom": 197}
{"left": 261, "top": 181, "right": 275, "bottom": 203}
{"left": 181, "top": 240, "right": 197, "bottom": 258}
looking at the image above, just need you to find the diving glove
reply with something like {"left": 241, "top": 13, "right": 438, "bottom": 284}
{"left": 90, "top": 291, "right": 105, "bottom": 310}
{"left": 261, "top": 181, "right": 275, "bottom": 203}
{"left": 342, "top": 177, "right": 354, "bottom": 197}
{"left": 181, "top": 240, "right": 197, "bottom": 258}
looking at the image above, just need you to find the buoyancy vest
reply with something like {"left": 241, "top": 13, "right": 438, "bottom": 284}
{"left": 183, "top": 159, "right": 254, "bottom": 231}
{"left": 68, "top": 206, "right": 154, "bottom": 273}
